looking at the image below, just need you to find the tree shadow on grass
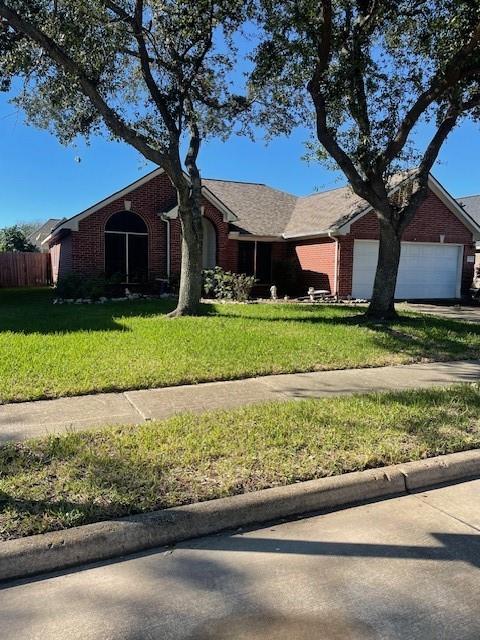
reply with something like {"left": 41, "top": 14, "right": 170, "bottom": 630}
{"left": 2, "top": 396, "right": 480, "bottom": 542}
{"left": 0, "top": 290, "right": 214, "bottom": 335}
{"left": 211, "top": 308, "right": 480, "bottom": 360}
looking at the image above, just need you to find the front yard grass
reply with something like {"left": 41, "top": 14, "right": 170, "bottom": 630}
{"left": 1, "top": 384, "right": 480, "bottom": 540}
{"left": 1, "top": 288, "right": 480, "bottom": 403}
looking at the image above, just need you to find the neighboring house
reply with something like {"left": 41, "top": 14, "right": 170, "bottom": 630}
{"left": 28, "top": 218, "right": 64, "bottom": 252}
{"left": 458, "top": 195, "right": 480, "bottom": 278}
{"left": 44, "top": 169, "right": 480, "bottom": 300}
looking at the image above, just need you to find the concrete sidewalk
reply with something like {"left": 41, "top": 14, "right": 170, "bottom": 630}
{"left": 2, "top": 479, "right": 480, "bottom": 639}
{"left": 1, "top": 359, "right": 479, "bottom": 442}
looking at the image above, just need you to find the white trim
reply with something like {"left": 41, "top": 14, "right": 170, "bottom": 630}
{"left": 125, "top": 233, "right": 129, "bottom": 281}
{"left": 352, "top": 239, "right": 464, "bottom": 300}
{"left": 281, "top": 229, "right": 331, "bottom": 240}
{"left": 229, "top": 232, "right": 285, "bottom": 242}
{"left": 104, "top": 230, "right": 149, "bottom": 284}
{"left": 201, "top": 186, "right": 238, "bottom": 222}
{"left": 160, "top": 205, "right": 178, "bottom": 219}
{"left": 51, "top": 168, "right": 166, "bottom": 236}
{"left": 160, "top": 216, "right": 171, "bottom": 280}
{"left": 428, "top": 175, "right": 480, "bottom": 239}
{"left": 456, "top": 244, "right": 464, "bottom": 298}
{"left": 105, "top": 231, "right": 148, "bottom": 236}
{"left": 334, "top": 174, "right": 480, "bottom": 238}
{"left": 330, "top": 233, "right": 340, "bottom": 296}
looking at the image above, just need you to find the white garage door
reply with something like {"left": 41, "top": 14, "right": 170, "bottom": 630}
{"left": 352, "top": 240, "right": 462, "bottom": 300}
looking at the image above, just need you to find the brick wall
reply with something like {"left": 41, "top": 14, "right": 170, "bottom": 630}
{"left": 58, "top": 173, "right": 236, "bottom": 281}
{"left": 71, "top": 173, "right": 172, "bottom": 278}
{"left": 337, "top": 189, "right": 475, "bottom": 297}
{"left": 50, "top": 234, "right": 72, "bottom": 283}
{"left": 289, "top": 237, "right": 337, "bottom": 294}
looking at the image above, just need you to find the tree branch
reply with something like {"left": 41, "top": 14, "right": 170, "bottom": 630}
{"left": 102, "top": 0, "right": 179, "bottom": 141}
{"left": 307, "top": 0, "right": 384, "bottom": 206}
{"left": 399, "top": 105, "right": 460, "bottom": 232}
{"left": 379, "top": 21, "right": 480, "bottom": 170}
{"left": 0, "top": 1, "right": 171, "bottom": 170}
{"left": 345, "top": 1, "right": 378, "bottom": 175}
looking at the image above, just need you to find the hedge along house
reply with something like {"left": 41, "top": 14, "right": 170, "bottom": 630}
{"left": 45, "top": 168, "right": 480, "bottom": 300}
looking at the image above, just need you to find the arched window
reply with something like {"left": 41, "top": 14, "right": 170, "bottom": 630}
{"left": 105, "top": 211, "right": 148, "bottom": 282}
{"left": 202, "top": 217, "right": 217, "bottom": 269}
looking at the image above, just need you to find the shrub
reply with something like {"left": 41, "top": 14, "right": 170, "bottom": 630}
{"left": 55, "top": 273, "right": 107, "bottom": 300}
{"left": 203, "top": 267, "right": 256, "bottom": 301}
{"left": 0, "top": 225, "right": 37, "bottom": 252}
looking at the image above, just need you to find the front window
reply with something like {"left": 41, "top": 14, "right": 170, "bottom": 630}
{"left": 238, "top": 241, "right": 272, "bottom": 283}
{"left": 105, "top": 211, "right": 148, "bottom": 282}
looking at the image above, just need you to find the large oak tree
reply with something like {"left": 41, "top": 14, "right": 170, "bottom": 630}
{"left": 0, "top": 0, "right": 250, "bottom": 315}
{"left": 253, "top": 0, "right": 480, "bottom": 319}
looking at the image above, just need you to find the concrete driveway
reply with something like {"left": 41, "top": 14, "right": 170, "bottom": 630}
{"left": 1, "top": 479, "right": 479, "bottom": 640}
{"left": 401, "top": 302, "right": 480, "bottom": 323}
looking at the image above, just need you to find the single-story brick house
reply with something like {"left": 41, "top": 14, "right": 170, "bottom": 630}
{"left": 45, "top": 169, "right": 480, "bottom": 299}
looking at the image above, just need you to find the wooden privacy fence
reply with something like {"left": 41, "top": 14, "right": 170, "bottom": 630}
{"left": 0, "top": 252, "right": 52, "bottom": 287}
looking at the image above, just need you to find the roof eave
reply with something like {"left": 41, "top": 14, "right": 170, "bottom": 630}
{"left": 201, "top": 186, "right": 238, "bottom": 222}
{"left": 282, "top": 229, "right": 333, "bottom": 240}
{"left": 229, "top": 232, "right": 285, "bottom": 241}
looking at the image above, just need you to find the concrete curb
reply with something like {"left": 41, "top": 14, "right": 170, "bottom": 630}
{"left": 1, "top": 449, "right": 479, "bottom": 582}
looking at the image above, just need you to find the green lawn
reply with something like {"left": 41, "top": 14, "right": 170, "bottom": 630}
{"left": 1, "top": 384, "right": 480, "bottom": 540}
{"left": 1, "top": 288, "right": 480, "bottom": 403}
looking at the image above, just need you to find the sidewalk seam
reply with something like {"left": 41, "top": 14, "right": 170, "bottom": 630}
{"left": 122, "top": 393, "right": 149, "bottom": 422}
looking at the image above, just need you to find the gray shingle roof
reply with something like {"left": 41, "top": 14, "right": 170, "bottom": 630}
{"left": 458, "top": 195, "right": 480, "bottom": 226}
{"left": 285, "top": 186, "right": 366, "bottom": 236}
{"left": 203, "top": 179, "right": 368, "bottom": 237}
{"left": 27, "top": 218, "right": 64, "bottom": 247}
{"left": 202, "top": 179, "right": 297, "bottom": 236}
{"left": 203, "top": 172, "right": 421, "bottom": 238}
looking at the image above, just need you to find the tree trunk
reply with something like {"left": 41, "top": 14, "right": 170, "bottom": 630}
{"left": 365, "top": 218, "right": 401, "bottom": 321}
{"left": 168, "top": 194, "right": 203, "bottom": 317}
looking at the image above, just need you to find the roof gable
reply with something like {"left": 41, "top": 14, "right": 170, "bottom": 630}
{"left": 45, "top": 168, "right": 238, "bottom": 243}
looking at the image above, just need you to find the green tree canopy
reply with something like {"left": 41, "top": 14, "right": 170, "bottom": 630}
{"left": 0, "top": 225, "right": 37, "bottom": 252}
{"left": 0, "top": 0, "right": 252, "bottom": 314}
{"left": 252, "top": 0, "right": 480, "bottom": 318}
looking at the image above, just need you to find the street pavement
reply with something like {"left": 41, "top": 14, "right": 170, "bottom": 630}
{"left": 1, "top": 479, "right": 479, "bottom": 639}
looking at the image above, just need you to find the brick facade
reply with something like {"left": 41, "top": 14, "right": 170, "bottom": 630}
{"left": 70, "top": 173, "right": 172, "bottom": 280}
{"left": 289, "top": 238, "right": 337, "bottom": 293}
{"left": 337, "top": 190, "right": 475, "bottom": 297}
{"left": 51, "top": 173, "right": 239, "bottom": 283}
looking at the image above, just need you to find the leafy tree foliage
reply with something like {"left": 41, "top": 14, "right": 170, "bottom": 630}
{"left": 0, "top": 225, "right": 37, "bottom": 251}
{"left": 252, "top": 0, "right": 480, "bottom": 318}
{"left": 0, "top": 0, "right": 251, "bottom": 315}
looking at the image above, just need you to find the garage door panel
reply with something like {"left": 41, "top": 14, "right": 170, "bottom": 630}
{"left": 352, "top": 241, "right": 460, "bottom": 300}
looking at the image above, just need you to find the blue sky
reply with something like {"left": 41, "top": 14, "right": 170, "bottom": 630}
{"left": 1, "top": 89, "right": 479, "bottom": 227}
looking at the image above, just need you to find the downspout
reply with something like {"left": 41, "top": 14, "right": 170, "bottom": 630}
{"left": 161, "top": 215, "right": 171, "bottom": 281}
{"left": 328, "top": 232, "right": 339, "bottom": 298}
